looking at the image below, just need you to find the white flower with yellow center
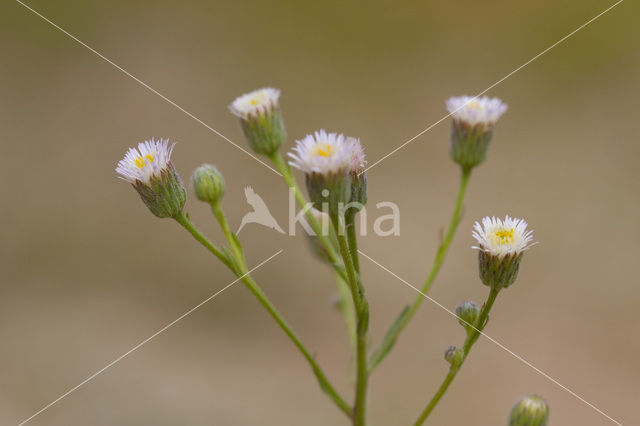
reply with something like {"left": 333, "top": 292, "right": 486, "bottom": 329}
{"left": 229, "top": 87, "right": 281, "bottom": 120}
{"left": 116, "top": 138, "right": 175, "bottom": 185}
{"left": 446, "top": 95, "right": 508, "bottom": 128}
{"left": 116, "top": 138, "right": 186, "bottom": 218}
{"left": 473, "top": 215, "right": 535, "bottom": 289}
{"left": 288, "top": 130, "right": 353, "bottom": 175}
{"left": 472, "top": 215, "right": 535, "bottom": 258}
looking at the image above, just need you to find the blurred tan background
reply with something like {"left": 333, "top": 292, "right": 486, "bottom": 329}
{"left": 2, "top": 0, "right": 639, "bottom": 424}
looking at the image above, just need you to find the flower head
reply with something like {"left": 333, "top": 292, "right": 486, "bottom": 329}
{"left": 289, "top": 130, "right": 358, "bottom": 218}
{"left": 446, "top": 95, "right": 508, "bottom": 171}
{"left": 288, "top": 130, "right": 353, "bottom": 175}
{"left": 116, "top": 138, "right": 175, "bottom": 185}
{"left": 116, "top": 138, "right": 186, "bottom": 218}
{"left": 229, "top": 87, "right": 281, "bottom": 120}
{"left": 472, "top": 215, "right": 535, "bottom": 289}
{"left": 472, "top": 215, "right": 535, "bottom": 258}
{"left": 446, "top": 95, "right": 507, "bottom": 129}
{"left": 229, "top": 87, "right": 285, "bottom": 156}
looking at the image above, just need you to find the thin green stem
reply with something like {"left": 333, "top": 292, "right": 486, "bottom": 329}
{"left": 345, "top": 210, "right": 360, "bottom": 274}
{"left": 369, "top": 167, "right": 472, "bottom": 372}
{"left": 414, "top": 368, "right": 458, "bottom": 425}
{"left": 414, "top": 287, "right": 500, "bottom": 425}
{"left": 334, "top": 220, "right": 368, "bottom": 426}
{"left": 174, "top": 211, "right": 352, "bottom": 418}
{"left": 173, "top": 212, "right": 234, "bottom": 271}
{"left": 335, "top": 271, "right": 357, "bottom": 354}
{"left": 210, "top": 201, "right": 245, "bottom": 270}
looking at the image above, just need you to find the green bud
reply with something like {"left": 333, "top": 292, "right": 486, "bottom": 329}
{"left": 508, "top": 395, "right": 549, "bottom": 426}
{"left": 455, "top": 300, "right": 480, "bottom": 330}
{"left": 444, "top": 345, "right": 464, "bottom": 368}
{"left": 349, "top": 170, "right": 368, "bottom": 208}
{"left": 191, "top": 164, "right": 225, "bottom": 204}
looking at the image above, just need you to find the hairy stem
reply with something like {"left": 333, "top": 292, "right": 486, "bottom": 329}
{"left": 334, "top": 219, "right": 368, "bottom": 426}
{"left": 345, "top": 210, "right": 360, "bottom": 274}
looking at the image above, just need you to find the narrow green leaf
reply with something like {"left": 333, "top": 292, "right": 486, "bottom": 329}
{"left": 368, "top": 306, "right": 410, "bottom": 372}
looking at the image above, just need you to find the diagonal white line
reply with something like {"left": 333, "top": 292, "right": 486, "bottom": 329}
{"left": 15, "top": 0, "right": 282, "bottom": 177}
{"left": 16, "top": 250, "right": 284, "bottom": 426}
{"left": 358, "top": 249, "right": 623, "bottom": 425}
{"left": 363, "top": 0, "right": 625, "bottom": 174}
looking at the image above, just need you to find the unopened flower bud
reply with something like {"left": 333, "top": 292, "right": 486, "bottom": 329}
{"left": 446, "top": 96, "right": 507, "bottom": 171}
{"left": 346, "top": 137, "right": 367, "bottom": 208}
{"left": 444, "top": 345, "right": 464, "bottom": 367}
{"left": 455, "top": 300, "right": 480, "bottom": 330}
{"left": 472, "top": 215, "right": 536, "bottom": 289}
{"left": 229, "top": 87, "right": 286, "bottom": 156}
{"left": 191, "top": 164, "right": 225, "bottom": 204}
{"left": 508, "top": 395, "right": 549, "bottom": 426}
{"left": 116, "top": 138, "right": 186, "bottom": 218}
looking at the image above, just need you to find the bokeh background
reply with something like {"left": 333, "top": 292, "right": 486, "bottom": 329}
{"left": 2, "top": 0, "right": 639, "bottom": 424}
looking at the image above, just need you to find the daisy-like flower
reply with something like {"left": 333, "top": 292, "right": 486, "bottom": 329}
{"left": 446, "top": 95, "right": 508, "bottom": 129}
{"left": 229, "top": 87, "right": 286, "bottom": 156}
{"left": 446, "top": 95, "right": 508, "bottom": 171}
{"left": 116, "top": 138, "right": 186, "bottom": 218}
{"left": 288, "top": 130, "right": 354, "bottom": 218}
{"left": 472, "top": 215, "right": 535, "bottom": 289}
{"left": 116, "top": 138, "right": 174, "bottom": 185}
{"left": 229, "top": 87, "right": 281, "bottom": 120}
{"left": 288, "top": 130, "right": 353, "bottom": 175}
{"left": 472, "top": 215, "right": 535, "bottom": 257}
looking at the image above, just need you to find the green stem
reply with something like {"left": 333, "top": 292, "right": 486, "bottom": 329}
{"left": 335, "top": 272, "right": 357, "bottom": 355}
{"left": 414, "top": 368, "right": 458, "bottom": 426}
{"left": 345, "top": 210, "right": 360, "bottom": 274}
{"left": 334, "top": 220, "right": 368, "bottom": 426}
{"left": 414, "top": 287, "right": 500, "bottom": 425}
{"left": 174, "top": 211, "right": 352, "bottom": 418}
{"left": 210, "top": 201, "right": 245, "bottom": 269}
{"left": 269, "top": 153, "right": 347, "bottom": 282}
{"left": 369, "top": 167, "right": 472, "bottom": 372}
{"left": 173, "top": 212, "right": 235, "bottom": 271}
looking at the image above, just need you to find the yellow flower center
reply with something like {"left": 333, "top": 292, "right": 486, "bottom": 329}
{"left": 468, "top": 101, "right": 479, "bottom": 109}
{"left": 316, "top": 143, "right": 333, "bottom": 157}
{"left": 135, "top": 154, "right": 154, "bottom": 169}
{"left": 494, "top": 228, "right": 514, "bottom": 245}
